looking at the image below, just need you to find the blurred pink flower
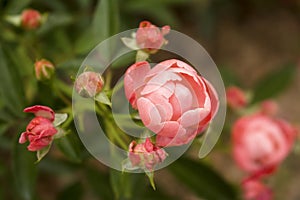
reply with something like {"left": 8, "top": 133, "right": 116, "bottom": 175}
{"left": 124, "top": 59, "right": 219, "bottom": 147}
{"left": 136, "top": 21, "right": 170, "bottom": 54}
{"left": 75, "top": 71, "right": 104, "bottom": 98}
{"left": 260, "top": 100, "right": 279, "bottom": 116}
{"left": 232, "top": 114, "right": 296, "bottom": 174}
{"left": 34, "top": 59, "right": 55, "bottom": 81}
{"left": 19, "top": 105, "right": 57, "bottom": 151}
{"left": 226, "top": 86, "right": 248, "bottom": 109}
{"left": 243, "top": 179, "right": 272, "bottom": 200}
{"left": 21, "top": 9, "right": 42, "bottom": 29}
{"left": 129, "top": 138, "right": 167, "bottom": 170}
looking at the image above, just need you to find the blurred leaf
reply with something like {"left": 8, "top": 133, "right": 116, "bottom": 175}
{"left": 75, "top": 0, "right": 119, "bottom": 54}
{"left": 38, "top": 157, "right": 78, "bottom": 175}
{"left": 219, "top": 67, "right": 240, "bottom": 87}
{"left": 0, "top": 45, "right": 25, "bottom": 118}
{"left": 13, "top": 135, "right": 37, "bottom": 200}
{"left": 5, "top": 0, "right": 31, "bottom": 14}
{"left": 37, "top": 13, "right": 73, "bottom": 35}
{"left": 55, "top": 134, "right": 81, "bottom": 163}
{"left": 53, "top": 128, "right": 68, "bottom": 140}
{"left": 169, "top": 157, "right": 238, "bottom": 200}
{"left": 0, "top": 123, "right": 10, "bottom": 135}
{"left": 124, "top": 2, "right": 178, "bottom": 26}
{"left": 110, "top": 170, "right": 133, "bottom": 199}
{"left": 253, "top": 64, "right": 296, "bottom": 103}
{"left": 121, "top": 37, "right": 138, "bottom": 50}
{"left": 85, "top": 167, "right": 113, "bottom": 199}
{"left": 111, "top": 51, "right": 135, "bottom": 69}
{"left": 57, "top": 182, "right": 83, "bottom": 200}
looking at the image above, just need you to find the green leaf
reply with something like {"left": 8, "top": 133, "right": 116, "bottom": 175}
{"left": 53, "top": 113, "right": 68, "bottom": 127}
{"left": 94, "top": 91, "right": 112, "bottom": 107}
{"left": 145, "top": 171, "right": 156, "bottom": 190}
{"left": 110, "top": 170, "right": 133, "bottom": 199}
{"left": 57, "top": 182, "right": 83, "bottom": 200}
{"left": 55, "top": 134, "right": 81, "bottom": 163}
{"left": 169, "top": 157, "right": 238, "bottom": 200}
{"left": 253, "top": 64, "right": 296, "bottom": 103}
{"left": 13, "top": 135, "right": 37, "bottom": 200}
{"left": 36, "top": 144, "right": 52, "bottom": 163}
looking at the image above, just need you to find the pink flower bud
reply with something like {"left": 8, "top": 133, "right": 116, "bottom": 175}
{"left": 232, "top": 114, "right": 296, "bottom": 174}
{"left": 19, "top": 105, "right": 57, "bottom": 151}
{"left": 136, "top": 21, "right": 170, "bottom": 54}
{"left": 260, "top": 100, "right": 279, "bottom": 116}
{"left": 226, "top": 86, "right": 248, "bottom": 109}
{"left": 129, "top": 138, "right": 167, "bottom": 170}
{"left": 21, "top": 9, "right": 42, "bottom": 30}
{"left": 75, "top": 71, "right": 104, "bottom": 98}
{"left": 34, "top": 59, "right": 55, "bottom": 81}
{"left": 242, "top": 180, "right": 272, "bottom": 200}
{"left": 124, "top": 59, "right": 219, "bottom": 147}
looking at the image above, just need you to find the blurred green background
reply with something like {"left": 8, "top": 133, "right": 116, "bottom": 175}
{"left": 0, "top": 0, "right": 299, "bottom": 199}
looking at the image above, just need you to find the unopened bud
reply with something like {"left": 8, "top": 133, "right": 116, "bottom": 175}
{"left": 75, "top": 71, "right": 104, "bottom": 98}
{"left": 35, "top": 59, "right": 55, "bottom": 81}
{"left": 21, "top": 9, "right": 42, "bottom": 30}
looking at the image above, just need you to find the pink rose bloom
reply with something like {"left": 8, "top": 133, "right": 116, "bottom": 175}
{"left": 136, "top": 21, "right": 170, "bottom": 54}
{"left": 226, "top": 86, "right": 248, "bottom": 109}
{"left": 260, "top": 100, "right": 279, "bottom": 116}
{"left": 19, "top": 105, "right": 57, "bottom": 151}
{"left": 75, "top": 71, "right": 104, "bottom": 98}
{"left": 129, "top": 138, "right": 167, "bottom": 170}
{"left": 243, "top": 180, "right": 272, "bottom": 200}
{"left": 34, "top": 59, "right": 55, "bottom": 81}
{"left": 21, "top": 9, "right": 42, "bottom": 29}
{"left": 124, "top": 59, "right": 219, "bottom": 147}
{"left": 232, "top": 114, "right": 296, "bottom": 174}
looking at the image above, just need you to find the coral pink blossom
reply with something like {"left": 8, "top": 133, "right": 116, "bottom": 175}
{"left": 124, "top": 59, "right": 219, "bottom": 147}
{"left": 226, "top": 86, "right": 247, "bottom": 109}
{"left": 232, "top": 114, "right": 296, "bottom": 174}
{"left": 75, "top": 71, "right": 104, "bottom": 98}
{"left": 19, "top": 105, "right": 57, "bottom": 151}
{"left": 243, "top": 180, "right": 272, "bottom": 200}
{"left": 136, "top": 21, "right": 170, "bottom": 53}
{"left": 129, "top": 138, "right": 167, "bottom": 170}
{"left": 260, "top": 100, "right": 279, "bottom": 116}
{"left": 21, "top": 9, "right": 42, "bottom": 29}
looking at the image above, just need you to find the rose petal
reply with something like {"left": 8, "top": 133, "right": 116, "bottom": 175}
{"left": 178, "top": 107, "right": 210, "bottom": 128}
{"left": 24, "top": 105, "right": 55, "bottom": 121}
{"left": 141, "top": 71, "right": 181, "bottom": 95}
{"left": 124, "top": 61, "right": 151, "bottom": 108}
{"left": 19, "top": 132, "right": 28, "bottom": 144}
{"left": 137, "top": 97, "right": 161, "bottom": 128}
{"left": 157, "top": 121, "right": 185, "bottom": 137}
